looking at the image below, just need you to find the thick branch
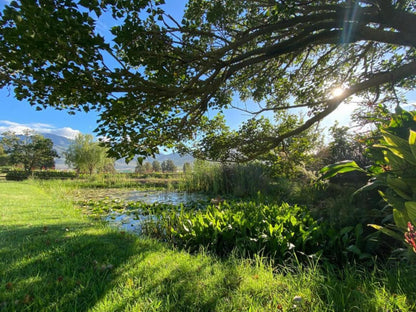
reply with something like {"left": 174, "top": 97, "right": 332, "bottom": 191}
{"left": 247, "top": 60, "right": 416, "bottom": 159}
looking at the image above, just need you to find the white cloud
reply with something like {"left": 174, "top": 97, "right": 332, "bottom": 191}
{"left": 0, "top": 120, "right": 81, "bottom": 139}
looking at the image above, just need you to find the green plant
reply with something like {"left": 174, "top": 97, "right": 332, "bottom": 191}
{"left": 320, "top": 108, "right": 416, "bottom": 253}
{"left": 5, "top": 169, "right": 30, "bottom": 181}
{"left": 143, "top": 201, "right": 321, "bottom": 261}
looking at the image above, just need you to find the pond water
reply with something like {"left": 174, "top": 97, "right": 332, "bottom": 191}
{"left": 105, "top": 191, "right": 209, "bottom": 234}
{"left": 124, "top": 190, "right": 208, "bottom": 205}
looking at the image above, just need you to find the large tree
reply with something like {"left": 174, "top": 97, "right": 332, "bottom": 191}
{"left": 64, "top": 133, "right": 115, "bottom": 174}
{"left": 0, "top": 130, "right": 58, "bottom": 172}
{"left": 1, "top": 1, "right": 415, "bottom": 160}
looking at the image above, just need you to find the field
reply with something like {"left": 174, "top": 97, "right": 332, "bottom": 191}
{"left": 1, "top": 180, "right": 416, "bottom": 311}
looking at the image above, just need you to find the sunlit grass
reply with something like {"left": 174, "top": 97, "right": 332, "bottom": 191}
{"left": 0, "top": 181, "right": 415, "bottom": 311}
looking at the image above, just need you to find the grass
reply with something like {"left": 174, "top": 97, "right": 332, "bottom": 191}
{"left": 1, "top": 180, "right": 416, "bottom": 311}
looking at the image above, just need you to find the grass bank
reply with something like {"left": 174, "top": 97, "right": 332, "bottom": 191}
{"left": 0, "top": 181, "right": 415, "bottom": 311}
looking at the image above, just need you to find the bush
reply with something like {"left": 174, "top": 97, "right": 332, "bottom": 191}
{"left": 5, "top": 170, "right": 30, "bottom": 181}
{"left": 5, "top": 170, "right": 77, "bottom": 181}
{"left": 144, "top": 201, "right": 321, "bottom": 260}
{"left": 33, "top": 170, "right": 77, "bottom": 179}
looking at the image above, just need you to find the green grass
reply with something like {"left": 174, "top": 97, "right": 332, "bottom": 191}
{"left": 1, "top": 181, "right": 416, "bottom": 311}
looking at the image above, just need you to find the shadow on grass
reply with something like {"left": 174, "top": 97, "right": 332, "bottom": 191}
{"left": 2, "top": 222, "right": 416, "bottom": 311}
{"left": 0, "top": 223, "right": 160, "bottom": 311}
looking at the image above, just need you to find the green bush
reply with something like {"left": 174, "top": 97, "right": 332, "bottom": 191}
{"left": 33, "top": 170, "right": 77, "bottom": 179}
{"left": 144, "top": 201, "right": 320, "bottom": 260}
{"left": 320, "top": 107, "right": 416, "bottom": 255}
{"left": 5, "top": 170, "right": 30, "bottom": 181}
{"left": 5, "top": 170, "right": 77, "bottom": 181}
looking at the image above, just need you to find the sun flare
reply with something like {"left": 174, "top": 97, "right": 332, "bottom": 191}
{"left": 331, "top": 87, "right": 345, "bottom": 98}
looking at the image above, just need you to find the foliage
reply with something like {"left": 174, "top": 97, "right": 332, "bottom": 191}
{"left": 135, "top": 161, "right": 152, "bottom": 174}
{"left": 161, "top": 159, "right": 177, "bottom": 173}
{"left": 1, "top": 1, "right": 416, "bottom": 159}
{"left": 64, "top": 134, "right": 115, "bottom": 175}
{"left": 183, "top": 160, "right": 274, "bottom": 197}
{"left": 182, "top": 162, "right": 192, "bottom": 174}
{"left": 152, "top": 160, "right": 161, "bottom": 172}
{"left": 179, "top": 113, "right": 323, "bottom": 170}
{"left": 326, "top": 122, "right": 370, "bottom": 167}
{"left": 110, "top": 200, "right": 319, "bottom": 260}
{"left": 5, "top": 169, "right": 30, "bottom": 181}
{"left": 320, "top": 107, "right": 416, "bottom": 252}
{"left": 5, "top": 169, "right": 77, "bottom": 181}
{"left": 0, "top": 130, "right": 58, "bottom": 172}
{"left": 32, "top": 170, "right": 77, "bottom": 180}
{"left": 0, "top": 144, "right": 9, "bottom": 166}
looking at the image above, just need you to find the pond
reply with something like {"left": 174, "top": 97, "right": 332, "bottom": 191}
{"left": 105, "top": 190, "right": 209, "bottom": 234}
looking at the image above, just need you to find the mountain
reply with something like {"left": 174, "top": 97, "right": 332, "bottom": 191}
{"left": 40, "top": 133, "right": 74, "bottom": 155}
{"left": 38, "top": 133, "right": 194, "bottom": 171}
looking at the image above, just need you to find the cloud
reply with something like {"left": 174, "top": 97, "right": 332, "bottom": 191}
{"left": 0, "top": 120, "right": 81, "bottom": 139}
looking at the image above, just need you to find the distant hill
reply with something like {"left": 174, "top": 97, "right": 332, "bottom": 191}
{"left": 36, "top": 133, "right": 194, "bottom": 171}
{"left": 40, "top": 133, "right": 74, "bottom": 156}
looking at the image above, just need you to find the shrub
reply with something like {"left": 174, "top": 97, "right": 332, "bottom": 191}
{"left": 5, "top": 170, "right": 30, "bottom": 181}
{"left": 144, "top": 201, "right": 321, "bottom": 260}
{"left": 5, "top": 170, "right": 77, "bottom": 181}
{"left": 33, "top": 170, "right": 77, "bottom": 179}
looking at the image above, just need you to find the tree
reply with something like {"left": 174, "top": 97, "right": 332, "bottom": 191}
{"left": 135, "top": 162, "right": 144, "bottom": 174}
{"left": 152, "top": 160, "right": 162, "bottom": 172}
{"left": 183, "top": 162, "right": 192, "bottom": 174}
{"left": 64, "top": 134, "right": 114, "bottom": 174}
{"left": 326, "top": 122, "right": 370, "bottom": 167}
{"left": 1, "top": 1, "right": 416, "bottom": 160}
{"left": 162, "top": 160, "right": 177, "bottom": 173}
{"left": 135, "top": 161, "right": 153, "bottom": 173}
{"left": 0, "top": 144, "right": 9, "bottom": 166}
{"left": 0, "top": 130, "right": 58, "bottom": 172}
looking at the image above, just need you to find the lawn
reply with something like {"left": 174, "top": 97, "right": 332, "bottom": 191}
{"left": 0, "top": 180, "right": 415, "bottom": 311}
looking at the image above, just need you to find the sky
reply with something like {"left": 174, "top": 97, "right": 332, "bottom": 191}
{"left": 1, "top": 0, "right": 415, "bottom": 142}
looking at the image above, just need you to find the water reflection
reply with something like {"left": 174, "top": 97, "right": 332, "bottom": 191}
{"left": 106, "top": 191, "right": 208, "bottom": 234}
{"left": 126, "top": 190, "right": 208, "bottom": 205}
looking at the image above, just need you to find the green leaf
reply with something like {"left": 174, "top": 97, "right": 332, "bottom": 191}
{"left": 320, "top": 161, "right": 365, "bottom": 180}
{"left": 405, "top": 201, "right": 416, "bottom": 223}
{"left": 386, "top": 176, "right": 412, "bottom": 200}
{"left": 409, "top": 130, "right": 416, "bottom": 160}
{"left": 378, "top": 129, "right": 416, "bottom": 165}
{"left": 393, "top": 209, "right": 408, "bottom": 231}
{"left": 368, "top": 224, "right": 403, "bottom": 240}
{"left": 378, "top": 190, "right": 406, "bottom": 212}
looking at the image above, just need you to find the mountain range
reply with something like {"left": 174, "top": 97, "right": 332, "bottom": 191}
{"left": 38, "top": 133, "right": 194, "bottom": 171}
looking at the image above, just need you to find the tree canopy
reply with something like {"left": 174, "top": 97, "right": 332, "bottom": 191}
{"left": 64, "top": 133, "right": 115, "bottom": 174}
{"left": 1, "top": 0, "right": 415, "bottom": 160}
{"left": 0, "top": 130, "right": 58, "bottom": 172}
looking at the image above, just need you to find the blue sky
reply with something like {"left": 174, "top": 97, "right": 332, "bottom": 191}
{"left": 1, "top": 0, "right": 415, "bottom": 141}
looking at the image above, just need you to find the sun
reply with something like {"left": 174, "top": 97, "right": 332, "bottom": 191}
{"left": 331, "top": 87, "right": 345, "bottom": 98}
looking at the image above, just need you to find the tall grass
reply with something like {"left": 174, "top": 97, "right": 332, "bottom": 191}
{"left": 182, "top": 160, "right": 274, "bottom": 197}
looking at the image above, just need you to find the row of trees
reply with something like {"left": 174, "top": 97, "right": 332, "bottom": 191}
{"left": 0, "top": 131, "right": 116, "bottom": 175}
{"left": 0, "top": 131, "right": 192, "bottom": 175}
{"left": 135, "top": 160, "right": 192, "bottom": 174}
